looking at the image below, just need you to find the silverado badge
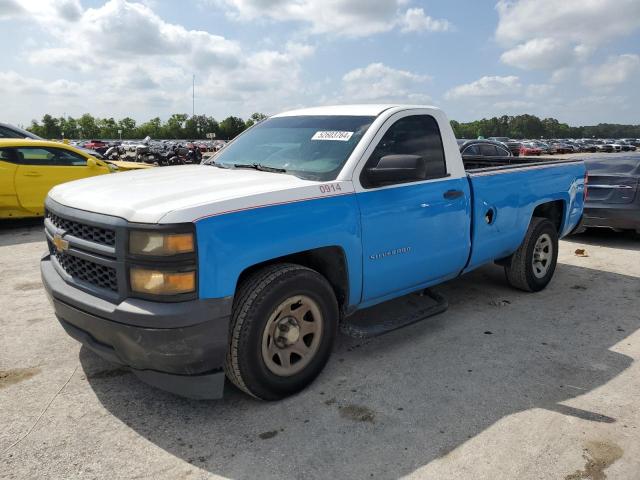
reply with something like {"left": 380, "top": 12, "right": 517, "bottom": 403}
{"left": 52, "top": 234, "right": 69, "bottom": 253}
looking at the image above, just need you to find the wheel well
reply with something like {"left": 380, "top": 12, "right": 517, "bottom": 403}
{"left": 532, "top": 200, "right": 565, "bottom": 232}
{"left": 236, "top": 247, "right": 350, "bottom": 312}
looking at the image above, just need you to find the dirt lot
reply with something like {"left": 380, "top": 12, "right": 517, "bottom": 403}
{"left": 1, "top": 219, "right": 639, "bottom": 480}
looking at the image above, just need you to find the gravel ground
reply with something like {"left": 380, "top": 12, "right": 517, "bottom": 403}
{"left": 1, "top": 219, "right": 639, "bottom": 480}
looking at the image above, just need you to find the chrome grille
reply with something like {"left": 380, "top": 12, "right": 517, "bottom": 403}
{"left": 47, "top": 211, "right": 116, "bottom": 246}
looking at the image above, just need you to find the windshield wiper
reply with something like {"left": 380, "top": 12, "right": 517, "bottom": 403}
{"left": 233, "top": 163, "right": 287, "bottom": 173}
{"left": 206, "top": 162, "right": 231, "bottom": 168}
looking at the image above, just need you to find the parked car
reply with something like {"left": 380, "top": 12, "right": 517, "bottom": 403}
{"left": 549, "top": 142, "right": 573, "bottom": 154}
{"left": 604, "top": 140, "right": 623, "bottom": 152}
{"left": 595, "top": 141, "right": 615, "bottom": 153}
{"left": 0, "top": 122, "right": 43, "bottom": 140}
{"left": 458, "top": 139, "right": 512, "bottom": 157}
{"left": 41, "top": 104, "right": 586, "bottom": 400}
{"left": 577, "top": 155, "right": 640, "bottom": 234}
{"left": 616, "top": 140, "right": 635, "bottom": 152}
{"left": 576, "top": 140, "right": 597, "bottom": 153}
{"left": 0, "top": 139, "right": 150, "bottom": 219}
{"left": 487, "top": 137, "right": 521, "bottom": 156}
{"left": 520, "top": 142, "right": 542, "bottom": 156}
{"left": 83, "top": 139, "right": 107, "bottom": 149}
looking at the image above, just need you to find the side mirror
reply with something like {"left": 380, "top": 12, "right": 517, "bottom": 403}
{"left": 365, "top": 154, "right": 426, "bottom": 186}
{"left": 87, "top": 157, "right": 98, "bottom": 168}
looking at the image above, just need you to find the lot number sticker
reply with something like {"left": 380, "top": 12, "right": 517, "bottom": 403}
{"left": 311, "top": 131, "right": 354, "bottom": 141}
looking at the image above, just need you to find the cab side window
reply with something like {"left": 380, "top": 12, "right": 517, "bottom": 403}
{"left": 0, "top": 126, "right": 24, "bottom": 138}
{"left": 462, "top": 144, "right": 480, "bottom": 156}
{"left": 15, "top": 147, "right": 87, "bottom": 166}
{"left": 479, "top": 144, "right": 499, "bottom": 156}
{"left": 52, "top": 148, "right": 88, "bottom": 166}
{"left": 361, "top": 115, "right": 446, "bottom": 188}
{"left": 0, "top": 148, "right": 13, "bottom": 162}
{"left": 496, "top": 146, "right": 510, "bottom": 156}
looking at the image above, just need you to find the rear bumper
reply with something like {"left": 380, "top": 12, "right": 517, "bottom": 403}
{"left": 41, "top": 253, "right": 233, "bottom": 399}
{"left": 582, "top": 205, "right": 640, "bottom": 232}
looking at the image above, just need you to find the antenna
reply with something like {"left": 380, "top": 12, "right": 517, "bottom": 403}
{"left": 192, "top": 74, "right": 195, "bottom": 117}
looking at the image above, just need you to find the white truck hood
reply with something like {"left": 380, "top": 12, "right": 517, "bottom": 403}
{"left": 48, "top": 165, "right": 350, "bottom": 224}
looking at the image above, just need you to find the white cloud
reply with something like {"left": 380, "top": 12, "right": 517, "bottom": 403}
{"left": 493, "top": 100, "right": 535, "bottom": 110}
{"left": 500, "top": 38, "right": 575, "bottom": 70}
{"left": 399, "top": 8, "right": 452, "bottom": 33}
{"left": 0, "top": 71, "right": 81, "bottom": 97}
{"left": 496, "top": 0, "right": 640, "bottom": 71}
{"left": 582, "top": 54, "right": 640, "bottom": 88}
{"left": 525, "top": 83, "right": 555, "bottom": 98}
{"left": 445, "top": 76, "right": 522, "bottom": 100}
{"left": 5, "top": 0, "right": 318, "bottom": 120}
{"left": 218, "top": 0, "right": 452, "bottom": 37}
{"left": 496, "top": 0, "right": 640, "bottom": 46}
{"left": 0, "top": 0, "right": 25, "bottom": 18}
{"left": 341, "top": 63, "right": 432, "bottom": 102}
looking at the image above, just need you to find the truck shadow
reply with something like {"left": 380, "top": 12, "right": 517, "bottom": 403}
{"left": 565, "top": 229, "right": 640, "bottom": 252}
{"left": 80, "top": 262, "right": 639, "bottom": 479}
{"left": 0, "top": 218, "right": 44, "bottom": 247}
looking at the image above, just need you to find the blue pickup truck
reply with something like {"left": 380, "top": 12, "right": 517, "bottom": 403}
{"left": 41, "top": 105, "right": 586, "bottom": 400}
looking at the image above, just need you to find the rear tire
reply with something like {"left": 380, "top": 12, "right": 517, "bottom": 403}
{"left": 504, "top": 217, "right": 559, "bottom": 292}
{"left": 225, "top": 263, "right": 338, "bottom": 400}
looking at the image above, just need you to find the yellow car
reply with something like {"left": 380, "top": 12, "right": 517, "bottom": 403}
{"left": 0, "top": 139, "right": 151, "bottom": 219}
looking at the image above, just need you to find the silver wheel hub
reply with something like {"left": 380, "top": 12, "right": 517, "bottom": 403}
{"left": 262, "top": 295, "right": 323, "bottom": 377}
{"left": 274, "top": 317, "right": 300, "bottom": 347}
{"left": 532, "top": 233, "right": 553, "bottom": 279}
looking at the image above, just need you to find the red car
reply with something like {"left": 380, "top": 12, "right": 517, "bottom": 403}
{"left": 520, "top": 143, "right": 542, "bottom": 156}
{"left": 84, "top": 139, "right": 108, "bottom": 149}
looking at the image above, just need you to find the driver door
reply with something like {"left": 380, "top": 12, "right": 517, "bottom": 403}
{"left": 14, "top": 146, "right": 106, "bottom": 215}
{"left": 356, "top": 113, "right": 471, "bottom": 303}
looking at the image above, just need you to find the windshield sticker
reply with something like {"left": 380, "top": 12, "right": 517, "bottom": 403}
{"left": 311, "top": 131, "right": 354, "bottom": 141}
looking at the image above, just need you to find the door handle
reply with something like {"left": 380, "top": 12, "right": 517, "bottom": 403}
{"left": 443, "top": 189, "right": 464, "bottom": 200}
{"left": 24, "top": 172, "right": 42, "bottom": 177}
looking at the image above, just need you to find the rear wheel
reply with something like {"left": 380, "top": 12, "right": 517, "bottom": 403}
{"left": 504, "top": 217, "right": 559, "bottom": 292}
{"left": 225, "top": 263, "right": 338, "bottom": 400}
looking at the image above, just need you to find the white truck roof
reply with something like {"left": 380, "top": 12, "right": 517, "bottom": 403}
{"left": 273, "top": 104, "right": 439, "bottom": 117}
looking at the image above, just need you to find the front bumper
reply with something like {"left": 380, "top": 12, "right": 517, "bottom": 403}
{"left": 41, "top": 254, "right": 233, "bottom": 399}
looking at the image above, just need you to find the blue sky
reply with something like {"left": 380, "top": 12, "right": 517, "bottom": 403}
{"left": 1, "top": 0, "right": 639, "bottom": 126}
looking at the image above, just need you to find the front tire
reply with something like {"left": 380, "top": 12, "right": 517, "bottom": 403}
{"left": 225, "top": 263, "right": 338, "bottom": 400}
{"left": 504, "top": 217, "right": 559, "bottom": 292}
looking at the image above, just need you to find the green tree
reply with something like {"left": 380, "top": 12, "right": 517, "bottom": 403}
{"left": 185, "top": 114, "right": 219, "bottom": 139}
{"left": 219, "top": 116, "right": 246, "bottom": 139}
{"left": 164, "top": 113, "right": 189, "bottom": 139}
{"left": 98, "top": 117, "right": 118, "bottom": 139}
{"left": 39, "top": 114, "right": 62, "bottom": 138}
{"left": 77, "top": 113, "right": 99, "bottom": 139}
{"left": 137, "top": 117, "right": 162, "bottom": 138}
{"left": 245, "top": 112, "right": 268, "bottom": 128}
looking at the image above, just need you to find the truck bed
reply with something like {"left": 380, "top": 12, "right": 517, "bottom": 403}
{"left": 463, "top": 155, "right": 581, "bottom": 173}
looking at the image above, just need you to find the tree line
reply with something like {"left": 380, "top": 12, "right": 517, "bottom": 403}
{"left": 451, "top": 114, "right": 640, "bottom": 140}
{"left": 26, "top": 113, "right": 268, "bottom": 140}
{"left": 26, "top": 112, "right": 640, "bottom": 141}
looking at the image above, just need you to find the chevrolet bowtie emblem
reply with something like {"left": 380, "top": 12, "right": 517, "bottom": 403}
{"left": 53, "top": 234, "right": 69, "bottom": 253}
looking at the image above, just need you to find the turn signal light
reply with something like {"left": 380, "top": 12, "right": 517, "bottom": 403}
{"left": 130, "top": 268, "right": 196, "bottom": 295}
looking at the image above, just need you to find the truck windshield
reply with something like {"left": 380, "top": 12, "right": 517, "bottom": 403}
{"left": 205, "top": 115, "right": 375, "bottom": 181}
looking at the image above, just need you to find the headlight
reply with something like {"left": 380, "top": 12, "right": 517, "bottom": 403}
{"left": 129, "top": 231, "right": 194, "bottom": 256}
{"left": 130, "top": 268, "right": 196, "bottom": 295}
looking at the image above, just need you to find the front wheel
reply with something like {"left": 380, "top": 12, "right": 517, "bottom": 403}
{"left": 504, "top": 217, "right": 559, "bottom": 292}
{"left": 225, "top": 263, "right": 338, "bottom": 400}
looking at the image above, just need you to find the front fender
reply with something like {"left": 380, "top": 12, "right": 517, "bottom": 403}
{"left": 195, "top": 194, "right": 363, "bottom": 305}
